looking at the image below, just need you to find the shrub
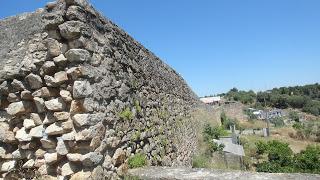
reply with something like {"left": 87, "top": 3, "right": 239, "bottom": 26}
{"left": 192, "top": 154, "right": 210, "bottom": 168}
{"left": 203, "top": 123, "right": 228, "bottom": 141}
{"left": 207, "top": 141, "right": 225, "bottom": 154}
{"left": 128, "top": 153, "right": 147, "bottom": 169}
{"left": 119, "top": 107, "right": 134, "bottom": 120}
{"left": 294, "top": 145, "right": 320, "bottom": 173}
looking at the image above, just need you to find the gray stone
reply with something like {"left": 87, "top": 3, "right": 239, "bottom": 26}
{"left": 66, "top": 5, "right": 87, "bottom": 22}
{"left": 22, "top": 159, "right": 35, "bottom": 168}
{"left": 15, "top": 127, "right": 31, "bottom": 142}
{"left": 11, "top": 79, "right": 25, "bottom": 91}
{"left": 59, "top": 21, "right": 84, "bottom": 40}
{"left": 81, "top": 152, "right": 103, "bottom": 167}
{"left": 45, "top": 98, "right": 66, "bottom": 111}
{"left": 53, "top": 54, "right": 67, "bottom": 65}
{"left": 102, "top": 155, "right": 113, "bottom": 170}
{"left": 23, "top": 119, "right": 36, "bottom": 129}
{"left": 62, "top": 131, "right": 76, "bottom": 141}
{"left": 21, "top": 90, "right": 33, "bottom": 100}
{"left": 6, "top": 101, "right": 33, "bottom": 115}
{"left": 67, "top": 153, "right": 82, "bottom": 162}
{"left": 73, "top": 80, "right": 92, "bottom": 99}
{"left": 54, "top": 71, "right": 68, "bottom": 84}
{"left": 61, "top": 162, "right": 77, "bottom": 176}
{"left": 60, "top": 90, "right": 73, "bottom": 102}
{"left": 34, "top": 97, "right": 46, "bottom": 113}
{"left": 65, "top": 49, "right": 91, "bottom": 62}
{"left": 0, "top": 160, "right": 16, "bottom": 172}
{"left": 41, "top": 61, "right": 57, "bottom": 75}
{"left": 7, "top": 93, "right": 20, "bottom": 102}
{"left": 25, "top": 73, "right": 43, "bottom": 89}
{"left": 44, "top": 75, "right": 59, "bottom": 87}
{"left": 46, "top": 38, "right": 61, "bottom": 57}
{"left": 30, "top": 113, "right": 43, "bottom": 125}
{"left": 45, "top": 122, "right": 65, "bottom": 135}
{"left": 67, "top": 66, "right": 85, "bottom": 80}
{"left": 56, "top": 137, "right": 68, "bottom": 155}
{"left": 53, "top": 112, "right": 70, "bottom": 121}
{"left": 113, "top": 148, "right": 126, "bottom": 166}
{"left": 29, "top": 125, "right": 45, "bottom": 138}
{"left": 41, "top": 137, "right": 56, "bottom": 149}
{"left": 44, "top": 152, "right": 57, "bottom": 165}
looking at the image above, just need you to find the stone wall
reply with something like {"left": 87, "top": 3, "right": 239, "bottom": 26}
{"left": 0, "top": 0, "right": 199, "bottom": 179}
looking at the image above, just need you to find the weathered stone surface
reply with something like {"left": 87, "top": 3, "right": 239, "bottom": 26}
{"left": 21, "top": 90, "right": 33, "bottom": 100}
{"left": 54, "top": 71, "right": 68, "bottom": 84}
{"left": 60, "top": 90, "right": 73, "bottom": 102}
{"left": 129, "top": 167, "right": 320, "bottom": 180}
{"left": 45, "top": 98, "right": 66, "bottom": 111}
{"left": 46, "top": 38, "right": 61, "bottom": 57}
{"left": 53, "top": 54, "right": 68, "bottom": 65}
{"left": 65, "top": 49, "right": 91, "bottom": 62}
{"left": 11, "top": 79, "right": 25, "bottom": 91}
{"left": 0, "top": 0, "right": 200, "bottom": 178}
{"left": 70, "top": 171, "right": 91, "bottom": 180}
{"left": 44, "top": 152, "right": 58, "bottom": 165}
{"left": 66, "top": 5, "right": 87, "bottom": 22}
{"left": 44, "top": 75, "right": 59, "bottom": 87}
{"left": 30, "top": 125, "right": 45, "bottom": 138}
{"left": 62, "top": 131, "right": 76, "bottom": 141}
{"left": 23, "top": 119, "right": 36, "bottom": 129}
{"left": 30, "top": 113, "right": 43, "bottom": 125}
{"left": 67, "top": 66, "right": 84, "bottom": 80}
{"left": 61, "top": 162, "right": 76, "bottom": 176}
{"left": 81, "top": 152, "right": 103, "bottom": 167}
{"left": 41, "top": 137, "right": 57, "bottom": 149}
{"left": 22, "top": 159, "right": 35, "bottom": 168}
{"left": 67, "top": 153, "right": 82, "bottom": 162}
{"left": 59, "top": 21, "right": 84, "bottom": 40}
{"left": 113, "top": 149, "right": 126, "bottom": 166}
{"left": 34, "top": 97, "right": 46, "bottom": 113}
{"left": 7, "top": 93, "right": 20, "bottom": 102}
{"left": 41, "top": 61, "right": 57, "bottom": 76}
{"left": 53, "top": 112, "right": 70, "bottom": 121}
{"left": 6, "top": 101, "right": 33, "bottom": 115}
{"left": 56, "top": 137, "right": 68, "bottom": 155}
{"left": 73, "top": 80, "right": 92, "bottom": 99}
{"left": 45, "top": 122, "right": 65, "bottom": 135}
{"left": 25, "top": 73, "right": 43, "bottom": 90}
{"left": 0, "top": 160, "right": 16, "bottom": 172}
{"left": 15, "top": 127, "right": 31, "bottom": 142}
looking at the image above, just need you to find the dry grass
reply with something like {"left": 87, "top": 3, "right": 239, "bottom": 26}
{"left": 242, "top": 127, "right": 319, "bottom": 153}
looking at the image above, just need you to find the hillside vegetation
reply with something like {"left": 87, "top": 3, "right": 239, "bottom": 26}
{"left": 223, "top": 84, "right": 320, "bottom": 116}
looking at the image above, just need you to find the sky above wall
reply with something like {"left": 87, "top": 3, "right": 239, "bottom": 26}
{"left": 1, "top": 0, "right": 320, "bottom": 97}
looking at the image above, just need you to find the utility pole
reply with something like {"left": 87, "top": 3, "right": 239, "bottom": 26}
{"left": 266, "top": 111, "right": 270, "bottom": 137}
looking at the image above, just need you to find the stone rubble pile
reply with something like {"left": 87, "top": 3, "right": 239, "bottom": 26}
{"left": 0, "top": 0, "right": 199, "bottom": 179}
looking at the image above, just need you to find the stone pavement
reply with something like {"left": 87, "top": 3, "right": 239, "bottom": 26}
{"left": 128, "top": 167, "right": 320, "bottom": 180}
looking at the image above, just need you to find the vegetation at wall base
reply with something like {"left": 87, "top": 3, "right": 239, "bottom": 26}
{"left": 128, "top": 153, "right": 147, "bottom": 169}
{"left": 255, "top": 140, "right": 320, "bottom": 174}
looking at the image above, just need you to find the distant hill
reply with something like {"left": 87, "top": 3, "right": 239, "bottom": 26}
{"left": 221, "top": 83, "right": 320, "bottom": 116}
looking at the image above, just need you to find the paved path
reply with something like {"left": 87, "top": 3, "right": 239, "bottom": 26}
{"left": 128, "top": 167, "right": 320, "bottom": 180}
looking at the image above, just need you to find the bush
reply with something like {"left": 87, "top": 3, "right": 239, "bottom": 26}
{"left": 270, "top": 117, "right": 285, "bottom": 127}
{"left": 192, "top": 154, "right": 210, "bottom": 168}
{"left": 119, "top": 107, "right": 134, "bottom": 120}
{"left": 128, "top": 153, "right": 147, "bottom": 169}
{"left": 203, "top": 123, "right": 228, "bottom": 141}
{"left": 207, "top": 141, "right": 225, "bottom": 154}
{"left": 289, "top": 111, "right": 300, "bottom": 122}
{"left": 294, "top": 145, "right": 320, "bottom": 173}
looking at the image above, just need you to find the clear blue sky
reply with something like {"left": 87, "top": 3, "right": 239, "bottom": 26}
{"left": 1, "top": 0, "right": 320, "bottom": 97}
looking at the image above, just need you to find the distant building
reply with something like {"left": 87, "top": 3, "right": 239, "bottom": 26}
{"left": 200, "top": 96, "right": 221, "bottom": 106}
{"left": 247, "top": 108, "right": 284, "bottom": 120}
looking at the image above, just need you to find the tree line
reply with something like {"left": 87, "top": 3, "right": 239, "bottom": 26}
{"left": 222, "top": 83, "right": 320, "bottom": 116}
